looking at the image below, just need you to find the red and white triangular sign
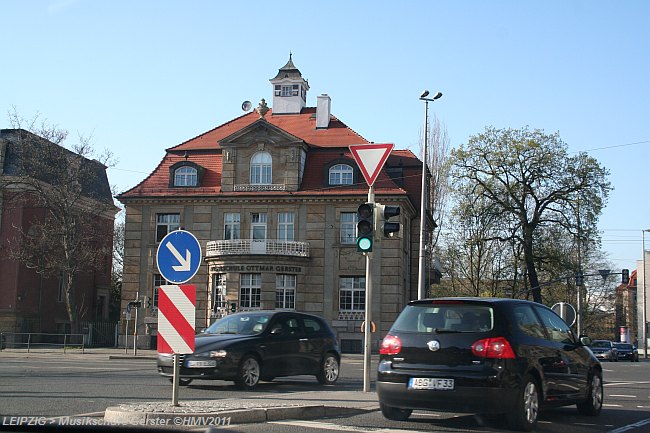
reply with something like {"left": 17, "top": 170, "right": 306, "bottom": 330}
{"left": 349, "top": 143, "right": 394, "bottom": 186}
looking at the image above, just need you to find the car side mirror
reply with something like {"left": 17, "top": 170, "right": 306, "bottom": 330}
{"left": 579, "top": 335, "right": 592, "bottom": 346}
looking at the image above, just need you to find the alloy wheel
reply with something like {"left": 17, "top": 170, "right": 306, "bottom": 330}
{"left": 523, "top": 381, "right": 539, "bottom": 424}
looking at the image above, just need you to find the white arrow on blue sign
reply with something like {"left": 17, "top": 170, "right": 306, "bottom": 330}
{"left": 156, "top": 230, "right": 202, "bottom": 284}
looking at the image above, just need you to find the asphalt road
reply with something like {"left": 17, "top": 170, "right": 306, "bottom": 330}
{"left": 0, "top": 352, "right": 375, "bottom": 417}
{"left": 1, "top": 351, "right": 650, "bottom": 432}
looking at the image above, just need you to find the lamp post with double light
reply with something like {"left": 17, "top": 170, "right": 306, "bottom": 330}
{"left": 418, "top": 90, "right": 442, "bottom": 300}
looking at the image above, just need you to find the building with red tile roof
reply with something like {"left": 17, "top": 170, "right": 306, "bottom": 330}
{"left": 117, "top": 57, "right": 431, "bottom": 351}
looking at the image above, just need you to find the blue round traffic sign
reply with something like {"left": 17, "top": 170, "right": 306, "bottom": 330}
{"left": 156, "top": 230, "right": 202, "bottom": 284}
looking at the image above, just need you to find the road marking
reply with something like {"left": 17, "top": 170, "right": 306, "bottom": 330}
{"left": 603, "top": 404, "right": 623, "bottom": 407}
{"left": 605, "top": 381, "right": 650, "bottom": 387}
{"left": 607, "top": 418, "right": 650, "bottom": 433}
{"left": 270, "top": 420, "right": 482, "bottom": 433}
{"left": 609, "top": 394, "right": 637, "bottom": 398}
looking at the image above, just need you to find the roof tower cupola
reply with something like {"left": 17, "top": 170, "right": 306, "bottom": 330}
{"left": 270, "top": 53, "right": 309, "bottom": 115}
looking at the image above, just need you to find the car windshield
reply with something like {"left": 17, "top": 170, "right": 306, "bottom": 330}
{"left": 391, "top": 303, "right": 494, "bottom": 333}
{"left": 614, "top": 343, "right": 633, "bottom": 350}
{"left": 203, "top": 313, "right": 271, "bottom": 335}
{"left": 591, "top": 341, "right": 612, "bottom": 348}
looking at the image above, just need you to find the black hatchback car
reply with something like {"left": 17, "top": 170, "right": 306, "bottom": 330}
{"left": 377, "top": 298, "right": 602, "bottom": 431}
{"left": 157, "top": 311, "right": 340, "bottom": 389}
{"left": 613, "top": 342, "right": 639, "bottom": 362}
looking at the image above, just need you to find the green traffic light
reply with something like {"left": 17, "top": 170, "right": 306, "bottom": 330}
{"left": 357, "top": 236, "right": 372, "bottom": 252}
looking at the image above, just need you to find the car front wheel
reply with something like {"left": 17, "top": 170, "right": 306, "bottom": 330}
{"left": 577, "top": 370, "right": 603, "bottom": 416}
{"left": 316, "top": 354, "right": 340, "bottom": 385}
{"left": 507, "top": 375, "right": 539, "bottom": 431}
{"left": 380, "top": 403, "right": 412, "bottom": 421}
{"left": 235, "top": 355, "right": 261, "bottom": 390}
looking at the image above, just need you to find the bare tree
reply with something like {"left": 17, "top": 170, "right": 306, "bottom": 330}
{"left": 1, "top": 110, "right": 118, "bottom": 332}
{"left": 420, "top": 114, "right": 451, "bottom": 250}
{"left": 449, "top": 127, "right": 611, "bottom": 303}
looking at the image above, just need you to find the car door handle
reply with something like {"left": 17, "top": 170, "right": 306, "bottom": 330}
{"left": 299, "top": 338, "right": 308, "bottom": 342}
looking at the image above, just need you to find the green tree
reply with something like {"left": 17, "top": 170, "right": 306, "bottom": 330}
{"left": 449, "top": 126, "right": 611, "bottom": 303}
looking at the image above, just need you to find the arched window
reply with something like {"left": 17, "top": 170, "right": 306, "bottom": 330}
{"left": 329, "top": 164, "right": 353, "bottom": 185}
{"left": 174, "top": 166, "right": 198, "bottom": 186}
{"left": 250, "top": 152, "right": 272, "bottom": 184}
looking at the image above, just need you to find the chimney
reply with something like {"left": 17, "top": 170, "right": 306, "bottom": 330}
{"left": 316, "top": 94, "right": 331, "bottom": 129}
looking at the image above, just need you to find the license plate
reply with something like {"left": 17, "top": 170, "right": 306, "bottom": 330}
{"left": 408, "top": 377, "right": 454, "bottom": 390}
{"left": 186, "top": 360, "right": 217, "bottom": 368}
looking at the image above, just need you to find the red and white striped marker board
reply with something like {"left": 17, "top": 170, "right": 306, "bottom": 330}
{"left": 157, "top": 284, "right": 195, "bottom": 354}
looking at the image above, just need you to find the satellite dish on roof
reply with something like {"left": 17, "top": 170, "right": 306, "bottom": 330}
{"left": 242, "top": 101, "right": 252, "bottom": 112}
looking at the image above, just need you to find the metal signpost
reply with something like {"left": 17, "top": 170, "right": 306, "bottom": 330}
{"left": 156, "top": 229, "right": 202, "bottom": 406}
{"left": 349, "top": 143, "right": 394, "bottom": 393}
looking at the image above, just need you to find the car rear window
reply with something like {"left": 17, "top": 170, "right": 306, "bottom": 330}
{"left": 391, "top": 303, "right": 494, "bottom": 333}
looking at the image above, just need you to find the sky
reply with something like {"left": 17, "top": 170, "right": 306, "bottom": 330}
{"left": 2, "top": 0, "right": 649, "bottom": 275}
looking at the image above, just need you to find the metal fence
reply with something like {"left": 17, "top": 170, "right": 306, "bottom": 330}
{"left": 0, "top": 332, "right": 85, "bottom": 353}
{"left": 81, "top": 321, "right": 118, "bottom": 347}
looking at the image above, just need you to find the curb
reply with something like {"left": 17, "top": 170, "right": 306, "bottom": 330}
{"left": 103, "top": 404, "right": 375, "bottom": 426}
{"left": 108, "top": 355, "right": 158, "bottom": 360}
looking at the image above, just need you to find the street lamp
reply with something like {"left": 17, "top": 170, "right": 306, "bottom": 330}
{"left": 418, "top": 90, "right": 443, "bottom": 300}
{"left": 641, "top": 229, "right": 650, "bottom": 359}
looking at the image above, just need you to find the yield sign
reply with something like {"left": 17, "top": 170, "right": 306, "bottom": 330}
{"left": 349, "top": 143, "right": 394, "bottom": 186}
{"left": 158, "top": 284, "right": 195, "bottom": 354}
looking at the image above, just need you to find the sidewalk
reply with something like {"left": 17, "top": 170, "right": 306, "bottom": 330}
{"left": 0, "top": 347, "right": 159, "bottom": 360}
{"left": 104, "top": 390, "right": 379, "bottom": 425}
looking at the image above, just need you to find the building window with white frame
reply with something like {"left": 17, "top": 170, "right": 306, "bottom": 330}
{"left": 173, "top": 166, "right": 198, "bottom": 187}
{"left": 251, "top": 213, "right": 267, "bottom": 240}
{"left": 240, "top": 274, "right": 261, "bottom": 309}
{"left": 276, "top": 274, "right": 296, "bottom": 310}
{"left": 340, "top": 212, "right": 357, "bottom": 244}
{"left": 339, "top": 276, "right": 365, "bottom": 311}
{"left": 212, "top": 274, "right": 226, "bottom": 311}
{"left": 250, "top": 152, "right": 272, "bottom": 184}
{"left": 156, "top": 213, "right": 180, "bottom": 243}
{"left": 329, "top": 164, "right": 354, "bottom": 185}
{"left": 277, "top": 212, "right": 295, "bottom": 241}
{"left": 224, "top": 213, "right": 240, "bottom": 240}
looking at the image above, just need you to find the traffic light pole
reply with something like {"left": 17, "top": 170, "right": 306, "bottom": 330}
{"left": 363, "top": 185, "right": 375, "bottom": 393}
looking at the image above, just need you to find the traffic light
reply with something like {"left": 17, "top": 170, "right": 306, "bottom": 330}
{"left": 377, "top": 204, "right": 401, "bottom": 237}
{"left": 575, "top": 271, "right": 584, "bottom": 286}
{"left": 356, "top": 203, "right": 374, "bottom": 253}
{"left": 230, "top": 302, "right": 237, "bottom": 313}
{"left": 622, "top": 269, "right": 630, "bottom": 284}
{"left": 145, "top": 296, "right": 152, "bottom": 308}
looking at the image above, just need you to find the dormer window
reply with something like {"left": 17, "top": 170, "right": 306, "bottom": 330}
{"left": 174, "top": 166, "right": 198, "bottom": 186}
{"left": 169, "top": 161, "right": 204, "bottom": 188}
{"left": 250, "top": 151, "right": 272, "bottom": 184}
{"left": 329, "top": 164, "right": 354, "bottom": 185}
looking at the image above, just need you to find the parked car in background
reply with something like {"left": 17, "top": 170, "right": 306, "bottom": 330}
{"left": 377, "top": 298, "right": 602, "bottom": 432}
{"left": 589, "top": 340, "right": 619, "bottom": 362}
{"left": 157, "top": 311, "right": 340, "bottom": 389}
{"left": 613, "top": 342, "right": 639, "bottom": 362}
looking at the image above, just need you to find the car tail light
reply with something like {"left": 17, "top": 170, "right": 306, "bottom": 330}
{"left": 380, "top": 334, "right": 402, "bottom": 355}
{"left": 471, "top": 337, "right": 516, "bottom": 359}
